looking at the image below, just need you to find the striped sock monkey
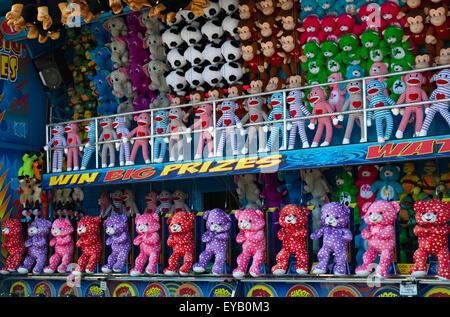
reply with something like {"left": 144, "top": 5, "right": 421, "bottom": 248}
{"left": 112, "top": 116, "right": 130, "bottom": 166}
{"left": 341, "top": 80, "right": 366, "bottom": 144}
{"left": 216, "top": 100, "right": 244, "bottom": 157}
{"left": 366, "top": 80, "right": 397, "bottom": 143}
{"left": 286, "top": 90, "right": 311, "bottom": 149}
{"left": 241, "top": 96, "right": 268, "bottom": 154}
{"left": 419, "top": 69, "right": 450, "bottom": 136}
{"left": 81, "top": 121, "right": 96, "bottom": 171}
{"left": 166, "top": 108, "right": 192, "bottom": 162}
{"left": 152, "top": 110, "right": 168, "bottom": 163}
{"left": 44, "top": 125, "right": 67, "bottom": 173}
{"left": 267, "top": 92, "right": 290, "bottom": 151}
{"left": 64, "top": 123, "right": 83, "bottom": 172}
{"left": 99, "top": 118, "right": 118, "bottom": 168}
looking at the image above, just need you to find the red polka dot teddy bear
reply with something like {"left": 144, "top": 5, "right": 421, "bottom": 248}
{"left": 0, "top": 218, "right": 25, "bottom": 274}
{"left": 232, "top": 208, "right": 266, "bottom": 278}
{"left": 410, "top": 199, "right": 450, "bottom": 280}
{"left": 72, "top": 216, "right": 102, "bottom": 275}
{"left": 164, "top": 211, "right": 196, "bottom": 276}
{"left": 355, "top": 200, "right": 400, "bottom": 279}
{"left": 272, "top": 204, "right": 310, "bottom": 276}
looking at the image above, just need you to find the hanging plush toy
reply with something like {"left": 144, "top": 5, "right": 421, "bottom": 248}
{"left": 285, "top": 90, "right": 311, "bottom": 149}
{"left": 102, "top": 215, "right": 131, "bottom": 273}
{"left": 0, "top": 219, "right": 26, "bottom": 274}
{"left": 44, "top": 125, "right": 66, "bottom": 173}
{"left": 410, "top": 199, "right": 450, "bottom": 280}
{"left": 125, "top": 113, "right": 152, "bottom": 165}
{"left": 144, "top": 192, "right": 158, "bottom": 214}
{"left": 152, "top": 110, "right": 168, "bottom": 163}
{"left": 265, "top": 93, "right": 289, "bottom": 151}
{"left": 216, "top": 100, "right": 244, "bottom": 157}
{"left": 341, "top": 80, "right": 366, "bottom": 144}
{"left": 334, "top": 171, "right": 360, "bottom": 224}
{"left": 171, "top": 190, "right": 190, "bottom": 214}
{"left": 43, "top": 218, "right": 74, "bottom": 274}
{"left": 272, "top": 205, "right": 310, "bottom": 275}
{"left": 366, "top": 80, "right": 397, "bottom": 143}
{"left": 425, "top": 2, "right": 450, "bottom": 60}
{"left": 278, "top": 170, "right": 303, "bottom": 205}
{"left": 355, "top": 165, "right": 379, "bottom": 213}
{"left": 232, "top": 208, "right": 266, "bottom": 278}
{"left": 241, "top": 96, "right": 268, "bottom": 154}
{"left": 193, "top": 208, "right": 231, "bottom": 275}
{"left": 122, "top": 189, "right": 139, "bottom": 217}
{"left": 64, "top": 123, "right": 82, "bottom": 172}
{"left": 98, "top": 118, "right": 118, "bottom": 168}
{"left": 421, "top": 160, "right": 441, "bottom": 199}
{"left": 307, "top": 87, "right": 338, "bottom": 147}
{"left": 72, "top": 216, "right": 102, "bottom": 275}
{"left": 80, "top": 121, "right": 96, "bottom": 171}
{"left": 166, "top": 108, "right": 192, "bottom": 162}
{"left": 110, "top": 190, "right": 125, "bottom": 215}
{"left": 371, "top": 164, "right": 403, "bottom": 201}
{"left": 18, "top": 218, "right": 52, "bottom": 274}
{"left": 112, "top": 116, "right": 130, "bottom": 167}
{"left": 164, "top": 211, "right": 196, "bottom": 275}
{"left": 189, "top": 103, "right": 214, "bottom": 160}
{"left": 18, "top": 153, "right": 35, "bottom": 180}
{"left": 235, "top": 174, "right": 263, "bottom": 209}
{"left": 355, "top": 200, "right": 400, "bottom": 279}
{"left": 259, "top": 172, "right": 285, "bottom": 208}
{"left": 130, "top": 213, "right": 161, "bottom": 275}
{"left": 155, "top": 190, "right": 173, "bottom": 215}
{"left": 419, "top": 69, "right": 450, "bottom": 136}
{"left": 310, "top": 202, "right": 352, "bottom": 275}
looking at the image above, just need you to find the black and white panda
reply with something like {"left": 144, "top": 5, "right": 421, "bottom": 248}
{"left": 179, "top": 9, "right": 199, "bottom": 25}
{"left": 166, "top": 10, "right": 185, "bottom": 27}
{"left": 203, "top": 1, "right": 221, "bottom": 19}
{"left": 184, "top": 45, "right": 204, "bottom": 66}
{"left": 166, "top": 69, "right": 188, "bottom": 96}
{"left": 219, "top": 0, "right": 239, "bottom": 15}
{"left": 221, "top": 40, "right": 241, "bottom": 62}
{"left": 162, "top": 26, "right": 183, "bottom": 49}
{"left": 220, "top": 62, "right": 242, "bottom": 86}
{"left": 201, "top": 19, "right": 224, "bottom": 43}
{"left": 167, "top": 48, "right": 187, "bottom": 69}
{"left": 185, "top": 66, "right": 205, "bottom": 91}
{"left": 202, "top": 42, "right": 224, "bottom": 65}
{"left": 202, "top": 64, "right": 223, "bottom": 88}
{"left": 222, "top": 15, "right": 239, "bottom": 39}
{"left": 180, "top": 25, "right": 203, "bottom": 46}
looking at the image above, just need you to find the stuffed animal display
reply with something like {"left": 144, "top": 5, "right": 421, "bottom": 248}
{"left": 102, "top": 214, "right": 131, "bottom": 273}
{"left": 73, "top": 216, "right": 102, "bottom": 275}
{"left": 43, "top": 218, "right": 74, "bottom": 273}
{"left": 0, "top": 219, "right": 26, "bottom": 274}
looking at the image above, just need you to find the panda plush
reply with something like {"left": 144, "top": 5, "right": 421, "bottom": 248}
{"left": 185, "top": 66, "right": 205, "bottom": 91}
{"left": 179, "top": 9, "right": 199, "bottom": 25}
{"left": 201, "top": 19, "right": 224, "bottom": 43}
{"left": 222, "top": 16, "right": 239, "bottom": 39}
{"left": 202, "top": 43, "right": 224, "bottom": 65}
{"left": 166, "top": 69, "right": 188, "bottom": 96}
{"left": 162, "top": 26, "right": 184, "bottom": 49}
{"left": 167, "top": 48, "right": 187, "bottom": 69}
{"left": 219, "top": 0, "right": 239, "bottom": 15}
{"left": 221, "top": 62, "right": 242, "bottom": 86}
{"left": 166, "top": 10, "right": 185, "bottom": 27}
{"left": 184, "top": 46, "right": 204, "bottom": 66}
{"left": 203, "top": 1, "right": 222, "bottom": 19}
{"left": 202, "top": 65, "right": 224, "bottom": 88}
{"left": 221, "top": 40, "right": 241, "bottom": 62}
{"left": 181, "top": 25, "right": 203, "bottom": 46}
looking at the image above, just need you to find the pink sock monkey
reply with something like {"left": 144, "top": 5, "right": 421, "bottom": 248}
{"left": 395, "top": 72, "right": 427, "bottom": 139}
{"left": 190, "top": 103, "right": 214, "bottom": 160}
{"left": 64, "top": 123, "right": 82, "bottom": 171}
{"left": 307, "top": 87, "right": 338, "bottom": 147}
{"left": 44, "top": 218, "right": 74, "bottom": 273}
{"left": 125, "top": 113, "right": 151, "bottom": 165}
{"left": 328, "top": 73, "right": 346, "bottom": 113}
{"left": 144, "top": 191, "right": 158, "bottom": 214}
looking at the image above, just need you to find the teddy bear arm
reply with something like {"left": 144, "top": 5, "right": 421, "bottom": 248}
{"left": 201, "top": 231, "right": 214, "bottom": 243}
{"left": 215, "top": 232, "right": 230, "bottom": 241}
{"left": 105, "top": 236, "right": 112, "bottom": 245}
{"left": 167, "top": 235, "right": 175, "bottom": 246}
{"left": 431, "top": 225, "right": 450, "bottom": 236}
{"left": 236, "top": 231, "right": 246, "bottom": 243}
{"left": 148, "top": 232, "right": 160, "bottom": 244}
{"left": 413, "top": 225, "right": 428, "bottom": 237}
{"left": 133, "top": 235, "right": 143, "bottom": 246}
{"left": 361, "top": 226, "right": 371, "bottom": 239}
{"left": 277, "top": 228, "right": 285, "bottom": 240}
{"left": 310, "top": 227, "right": 324, "bottom": 240}
{"left": 24, "top": 239, "right": 33, "bottom": 247}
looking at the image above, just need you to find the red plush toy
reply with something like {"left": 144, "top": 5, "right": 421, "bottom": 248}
{"left": 358, "top": 4, "right": 387, "bottom": 32}
{"left": 164, "top": 211, "right": 196, "bottom": 276}
{"left": 410, "top": 199, "right": 450, "bottom": 280}
{"left": 271, "top": 205, "right": 310, "bottom": 275}
{"left": 381, "top": 1, "right": 406, "bottom": 27}
{"left": 319, "top": 15, "right": 339, "bottom": 42}
{"left": 299, "top": 15, "right": 321, "bottom": 44}
{"left": 73, "top": 216, "right": 102, "bottom": 275}
{"left": 336, "top": 13, "right": 363, "bottom": 36}
{"left": 355, "top": 165, "right": 379, "bottom": 216}
{"left": 0, "top": 219, "right": 25, "bottom": 274}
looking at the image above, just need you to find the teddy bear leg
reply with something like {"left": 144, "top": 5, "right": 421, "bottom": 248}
{"left": 86, "top": 254, "right": 100, "bottom": 274}
{"left": 145, "top": 250, "right": 159, "bottom": 274}
{"left": 355, "top": 247, "right": 378, "bottom": 276}
{"left": 312, "top": 246, "right": 332, "bottom": 274}
{"left": 180, "top": 252, "right": 194, "bottom": 275}
{"left": 130, "top": 250, "right": 147, "bottom": 275}
{"left": 37, "top": 6, "right": 52, "bottom": 30}
{"left": 333, "top": 248, "right": 349, "bottom": 276}
{"left": 44, "top": 252, "right": 61, "bottom": 273}
{"left": 249, "top": 249, "right": 265, "bottom": 277}
{"left": 295, "top": 248, "right": 309, "bottom": 275}
{"left": 436, "top": 249, "right": 450, "bottom": 280}
{"left": 73, "top": 253, "right": 88, "bottom": 274}
{"left": 409, "top": 248, "right": 429, "bottom": 277}
{"left": 272, "top": 248, "right": 289, "bottom": 275}
{"left": 6, "top": 253, "right": 22, "bottom": 272}
{"left": 33, "top": 253, "right": 47, "bottom": 273}
{"left": 57, "top": 253, "right": 72, "bottom": 273}
{"left": 233, "top": 252, "right": 251, "bottom": 278}
{"left": 18, "top": 256, "right": 35, "bottom": 274}
{"left": 102, "top": 252, "right": 118, "bottom": 273}
{"left": 211, "top": 251, "right": 227, "bottom": 275}
{"left": 375, "top": 248, "right": 393, "bottom": 278}
{"left": 112, "top": 250, "right": 129, "bottom": 272}
{"left": 193, "top": 249, "right": 214, "bottom": 273}
{"left": 164, "top": 252, "right": 182, "bottom": 275}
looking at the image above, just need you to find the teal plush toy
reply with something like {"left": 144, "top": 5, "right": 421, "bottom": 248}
{"left": 371, "top": 164, "right": 404, "bottom": 201}
{"left": 382, "top": 26, "right": 415, "bottom": 67}
{"left": 320, "top": 40, "right": 345, "bottom": 76}
{"left": 387, "top": 60, "right": 411, "bottom": 102}
{"left": 337, "top": 34, "right": 362, "bottom": 68}
{"left": 359, "top": 30, "right": 389, "bottom": 73}
{"left": 18, "top": 153, "right": 36, "bottom": 179}
{"left": 333, "top": 171, "right": 360, "bottom": 224}
{"left": 301, "top": 0, "right": 325, "bottom": 20}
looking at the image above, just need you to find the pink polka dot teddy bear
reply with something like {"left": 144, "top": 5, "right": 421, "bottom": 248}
{"left": 44, "top": 218, "right": 74, "bottom": 273}
{"left": 232, "top": 208, "right": 266, "bottom": 278}
{"left": 410, "top": 199, "right": 450, "bottom": 280}
{"left": 130, "top": 213, "right": 161, "bottom": 276}
{"left": 355, "top": 200, "right": 400, "bottom": 278}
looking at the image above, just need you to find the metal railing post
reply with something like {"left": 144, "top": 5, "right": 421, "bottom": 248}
{"left": 213, "top": 100, "right": 217, "bottom": 157}
{"left": 282, "top": 90, "right": 287, "bottom": 150}
{"left": 94, "top": 118, "right": 99, "bottom": 169}
{"left": 150, "top": 109, "right": 154, "bottom": 163}
{"left": 45, "top": 125, "right": 50, "bottom": 174}
{"left": 362, "top": 78, "right": 368, "bottom": 143}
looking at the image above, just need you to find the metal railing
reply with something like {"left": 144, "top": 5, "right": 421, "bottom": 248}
{"left": 44, "top": 64, "right": 450, "bottom": 173}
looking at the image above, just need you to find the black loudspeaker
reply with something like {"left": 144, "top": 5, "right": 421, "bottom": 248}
{"left": 32, "top": 49, "right": 72, "bottom": 90}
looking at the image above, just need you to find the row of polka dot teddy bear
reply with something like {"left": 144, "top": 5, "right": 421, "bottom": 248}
{"left": 1, "top": 199, "right": 449, "bottom": 279}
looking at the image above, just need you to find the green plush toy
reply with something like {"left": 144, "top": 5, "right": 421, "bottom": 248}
{"left": 359, "top": 30, "right": 389, "bottom": 73}
{"left": 333, "top": 171, "right": 360, "bottom": 224}
{"left": 320, "top": 40, "right": 345, "bottom": 76}
{"left": 382, "top": 26, "right": 415, "bottom": 66}
{"left": 387, "top": 60, "right": 411, "bottom": 101}
{"left": 398, "top": 194, "right": 418, "bottom": 263}
{"left": 302, "top": 58, "right": 328, "bottom": 85}
{"left": 337, "top": 34, "right": 363, "bottom": 68}
{"left": 302, "top": 42, "right": 322, "bottom": 60}
{"left": 18, "top": 153, "right": 36, "bottom": 179}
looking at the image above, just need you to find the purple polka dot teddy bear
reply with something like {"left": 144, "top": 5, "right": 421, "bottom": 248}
{"left": 101, "top": 215, "right": 131, "bottom": 273}
{"left": 18, "top": 218, "right": 52, "bottom": 274}
{"left": 193, "top": 208, "right": 232, "bottom": 275}
{"left": 310, "top": 202, "right": 353, "bottom": 275}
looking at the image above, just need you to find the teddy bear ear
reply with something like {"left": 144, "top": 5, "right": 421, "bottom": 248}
{"left": 151, "top": 213, "right": 160, "bottom": 222}
{"left": 413, "top": 200, "right": 425, "bottom": 212}
{"left": 390, "top": 201, "right": 401, "bottom": 213}
{"left": 234, "top": 209, "right": 242, "bottom": 220}
{"left": 203, "top": 209, "right": 210, "bottom": 220}
{"left": 167, "top": 216, "right": 173, "bottom": 225}
{"left": 362, "top": 202, "right": 372, "bottom": 214}
{"left": 374, "top": 164, "right": 380, "bottom": 171}
{"left": 255, "top": 209, "right": 265, "bottom": 218}
{"left": 187, "top": 212, "right": 196, "bottom": 222}
{"left": 301, "top": 206, "right": 310, "bottom": 216}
